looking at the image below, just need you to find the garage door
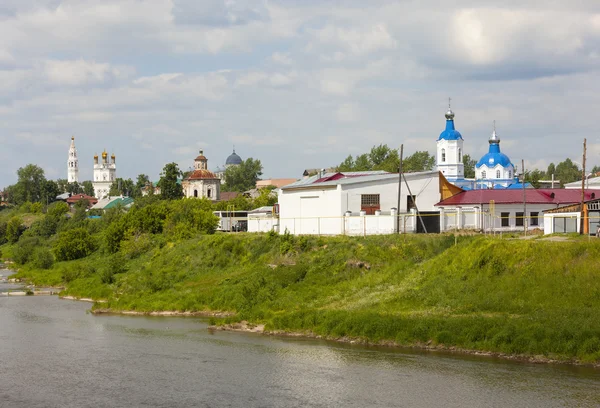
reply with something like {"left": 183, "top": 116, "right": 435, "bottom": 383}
{"left": 553, "top": 217, "right": 577, "bottom": 233}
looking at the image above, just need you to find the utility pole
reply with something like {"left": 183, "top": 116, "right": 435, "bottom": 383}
{"left": 397, "top": 144, "right": 403, "bottom": 234}
{"left": 581, "top": 138, "right": 587, "bottom": 234}
{"left": 522, "top": 159, "right": 526, "bottom": 234}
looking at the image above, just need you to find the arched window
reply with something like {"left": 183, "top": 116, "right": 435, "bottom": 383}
{"left": 207, "top": 189, "right": 212, "bottom": 198}
{"left": 441, "top": 148, "right": 446, "bottom": 162}
{"left": 482, "top": 170, "right": 487, "bottom": 179}
{"left": 496, "top": 170, "right": 501, "bottom": 179}
{"left": 458, "top": 148, "right": 462, "bottom": 162}
{"left": 509, "top": 170, "right": 512, "bottom": 178}
{"left": 194, "top": 190, "right": 198, "bottom": 198}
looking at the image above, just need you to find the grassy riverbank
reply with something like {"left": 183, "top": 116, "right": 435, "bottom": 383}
{"left": 7, "top": 231, "right": 600, "bottom": 364}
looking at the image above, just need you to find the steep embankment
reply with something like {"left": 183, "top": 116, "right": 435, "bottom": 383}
{"left": 13, "top": 233, "right": 600, "bottom": 363}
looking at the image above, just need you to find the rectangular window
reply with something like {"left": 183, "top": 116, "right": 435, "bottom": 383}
{"left": 530, "top": 212, "right": 539, "bottom": 226}
{"left": 501, "top": 212, "right": 510, "bottom": 227}
{"left": 361, "top": 194, "right": 380, "bottom": 207}
{"left": 407, "top": 195, "right": 416, "bottom": 212}
{"left": 516, "top": 212, "right": 524, "bottom": 227}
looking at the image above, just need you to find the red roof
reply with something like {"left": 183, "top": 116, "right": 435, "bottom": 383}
{"left": 219, "top": 192, "right": 240, "bottom": 201}
{"left": 66, "top": 194, "right": 98, "bottom": 204}
{"left": 437, "top": 189, "right": 600, "bottom": 206}
{"left": 185, "top": 169, "right": 218, "bottom": 180}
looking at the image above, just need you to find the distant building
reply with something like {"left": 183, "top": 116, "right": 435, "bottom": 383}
{"left": 66, "top": 194, "right": 98, "bottom": 209}
{"left": 182, "top": 150, "right": 221, "bottom": 200}
{"left": 214, "top": 148, "right": 243, "bottom": 184}
{"left": 92, "top": 151, "right": 116, "bottom": 199}
{"left": 67, "top": 136, "right": 79, "bottom": 183}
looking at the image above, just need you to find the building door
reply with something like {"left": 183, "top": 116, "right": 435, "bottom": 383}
{"left": 361, "top": 194, "right": 380, "bottom": 215}
{"left": 553, "top": 217, "right": 577, "bottom": 233}
{"left": 416, "top": 211, "right": 441, "bottom": 233}
{"left": 300, "top": 196, "right": 320, "bottom": 234}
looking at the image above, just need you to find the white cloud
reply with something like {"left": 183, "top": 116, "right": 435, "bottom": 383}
{"left": 271, "top": 52, "right": 293, "bottom": 65}
{"left": 335, "top": 103, "right": 360, "bottom": 123}
{"left": 42, "top": 59, "right": 128, "bottom": 86}
{"left": 312, "top": 23, "right": 397, "bottom": 56}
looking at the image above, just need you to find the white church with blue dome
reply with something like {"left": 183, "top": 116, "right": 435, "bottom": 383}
{"left": 436, "top": 102, "right": 518, "bottom": 189}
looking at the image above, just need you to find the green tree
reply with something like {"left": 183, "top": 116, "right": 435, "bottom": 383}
{"left": 56, "top": 179, "right": 69, "bottom": 193}
{"left": 5, "top": 216, "right": 24, "bottom": 244}
{"left": 66, "top": 182, "right": 83, "bottom": 195}
{"left": 109, "top": 178, "right": 135, "bottom": 197}
{"left": 591, "top": 165, "right": 600, "bottom": 176}
{"left": 82, "top": 181, "right": 95, "bottom": 197}
{"left": 53, "top": 228, "right": 96, "bottom": 261}
{"left": 11, "top": 164, "right": 47, "bottom": 204}
{"left": 403, "top": 151, "right": 436, "bottom": 172}
{"left": 555, "top": 158, "right": 581, "bottom": 186}
{"left": 462, "top": 154, "right": 477, "bottom": 178}
{"left": 222, "top": 158, "right": 263, "bottom": 192}
{"left": 525, "top": 169, "right": 546, "bottom": 188}
{"left": 158, "top": 163, "right": 184, "bottom": 200}
{"left": 42, "top": 180, "right": 60, "bottom": 205}
{"left": 134, "top": 174, "right": 150, "bottom": 198}
{"left": 546, "top": 163, "right": 556, "bottom": 179}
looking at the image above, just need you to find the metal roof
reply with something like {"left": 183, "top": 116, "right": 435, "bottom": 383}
{"left": 280, "top": 171, "right": 437, "bottom": 190}
{"left": 436, "top": 189, "right": 600, "bottom": 206}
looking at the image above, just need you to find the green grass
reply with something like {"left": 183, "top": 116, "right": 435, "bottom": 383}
{"left": 9, "top": 232, "right": 600, "bottom": 363}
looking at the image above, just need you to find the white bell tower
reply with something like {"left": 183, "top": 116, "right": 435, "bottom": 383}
{"left": 67, "top": 136, "right": 79, "bottom": 183}
{"left": 436, "top": 99, "right": 464, "bottom": 181}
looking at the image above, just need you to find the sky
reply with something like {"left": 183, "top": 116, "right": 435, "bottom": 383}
{"left": 1, "top": 0, "right": 600, "bottom": 187}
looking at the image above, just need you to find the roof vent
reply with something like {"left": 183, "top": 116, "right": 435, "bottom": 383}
{"left": 592, "top": 193, "right": 596, "bottom": 199}
{"left": 550, "top": 192, "right": 555, "bottom": 199}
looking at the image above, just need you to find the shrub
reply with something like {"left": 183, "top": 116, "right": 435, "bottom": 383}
{"left": 31, "top": 247, "right": 54, "bottom": 270}
{"left": 0, "top": 221, "right": 7, "bottom": 245}
{"left": 12, "top": 236, "right": 40, "bottom": 265}
{"left": 30, "top": 202, "right": 43, "bottom": 214}
{"left": 53, "top": 228, "right": 96, "bottom": 261}
{"left": 5, "top": 216, "right": 24, "bottom": 244}
{"left": 47, "top": 201, "right": 69, "bottom": 218}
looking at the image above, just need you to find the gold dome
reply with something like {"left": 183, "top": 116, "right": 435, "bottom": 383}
{"left": 102, "top": 151, "right": 108, "bottom": 159}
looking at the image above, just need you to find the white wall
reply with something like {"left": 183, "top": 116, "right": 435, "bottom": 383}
{"left": 248, "top": 216, "right": 278, "bottom": 233}
{"left": 436, "top": 139, "right": 464, "bottom": 179}
{"left": 439, "top": 203, "right": 554, "bottom": 232}
{"left": 543, "top": 212, "right": 581, "bottom": 234}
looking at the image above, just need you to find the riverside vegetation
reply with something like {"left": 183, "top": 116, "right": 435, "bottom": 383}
{"left": 1, "top": 199, "right": 600, "bottom": 364}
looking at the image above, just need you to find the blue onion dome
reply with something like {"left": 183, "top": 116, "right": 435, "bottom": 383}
{"left": 438, "top": 108, "right": 463, "bottom": 141}
{"left": 476, "top": 128, "right": 513, "bottom": 168}
{"left": 225, "top": 149, "right": 242, "bottom": 165}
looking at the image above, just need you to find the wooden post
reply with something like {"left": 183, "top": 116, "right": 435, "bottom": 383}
{"left": 397, "top": 144, "right": 403, "bottom": 234}
{"left": 582, "top": 138, "right": 587, "bottom": 234}
{"left": 522, "top": 159, "right": 526, "bottom": 234}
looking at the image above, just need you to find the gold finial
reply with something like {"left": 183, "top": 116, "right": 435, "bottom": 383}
{"left": 71, "top": 135, "right": 74, "bottom": 141}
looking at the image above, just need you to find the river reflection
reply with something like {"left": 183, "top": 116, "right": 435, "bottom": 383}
{"left": 0, "top": 294, "right": 599, "bottom": 408}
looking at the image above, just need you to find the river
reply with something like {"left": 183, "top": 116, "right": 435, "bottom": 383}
{"left": 1, "top": 275, "right": 599, "bottom": 407}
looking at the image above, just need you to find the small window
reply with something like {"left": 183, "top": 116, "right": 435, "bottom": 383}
{"left": 361, "top": 194, "right": 380, "bottom": 207}
{"left": 207, "top": 189, "right": 212, "bottom": 198}
{"left": 530, "top": 212, "right": 539, "bottom": 226}
{"left": 194, "top": 190, "right": 198, "bottom": 198}
{"left": 501, "top": 212, "right": 509, "bottom": 227}
{"left": 509, "top": 170, "right": 512, "bottom": 178}
{"left": 482, "top": 171, "right": 487, "bottom": 179}
{"left": 516, "top": 212, "right": 524, "bottom": 227}
{"left": 458, "top": 148, "right": 462, "bottom": 162}
{"left": 407, "top": 195, "right": 416, "bottom": 212}
{"left": 496, "top": 170, "right": 501, "bottom": 178}
{"left": 441, "top": 149, "right": 446, "bottom": 163}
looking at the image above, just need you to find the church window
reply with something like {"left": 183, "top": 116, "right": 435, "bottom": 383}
{"left": 458, "top": 148, "right": 461, "bottom": 162}
{"left": 509, "top": 170, "right": 512, "bottom": 178}
{"left": 207, "top": 189, "right": 212, "bottom": 198}
{"left": 482, "top": 171, "right": 487, "bottom": 179}
{"left": 441, "top": 149, "right": 446, "bottom": 162}
{"left": 103, "top": 174, "right": 106, "bottom": 181}
{"left": 496, "top": 170, "right": 501, "bottom": 178}
{"left": 406, "top": 195, "right": 416, "bottom": 212}
{"left": 194, "top": 190, "right": 198, "bottom": 198}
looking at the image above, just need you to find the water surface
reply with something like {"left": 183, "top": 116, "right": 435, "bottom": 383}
{"left": 0, "top": 291, "right": 599, "bottom": 407}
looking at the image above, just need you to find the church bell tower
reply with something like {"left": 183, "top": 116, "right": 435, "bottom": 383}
{"left": 67, "top": 136, "right": 79, "bottom": 183}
